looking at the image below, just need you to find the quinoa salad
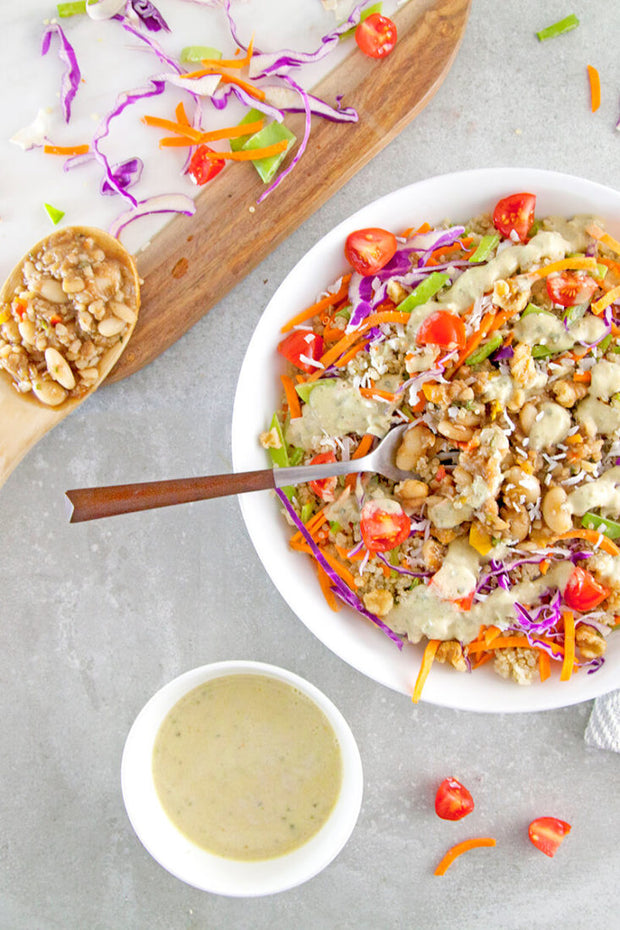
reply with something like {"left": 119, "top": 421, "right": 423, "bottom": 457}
{"left": 261, "top": 192, "right": 620, "bottom": 695}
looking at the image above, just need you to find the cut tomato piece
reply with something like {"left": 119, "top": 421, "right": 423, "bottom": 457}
{"left": 187, "top": 144, "right": 225, "bottom": 185}
{"left": 416, "top": 310, "right": 466, "bottom": 349}
{"left": 308, "top": 452, "right": 337, "bottom": 502}
{"left": 360, "top": 499, "right": 411, "bottom": 552}
{"left": 277, "top": 329, "right": 324, "bottom": 373}
{"left": 344, "top": 227, "right": 398, "bottom": 276}
{"left": 492, "top": 192, "right": 536, "bottom": 242}
{"left": 564, "top": 565, "right": 610, "bottom": 611}
{"left": 435, "top": 777, "right": 474, "bottom": 821}
{"left": 355, "top": 13, "right": 397, "bottom": 59}
{"left": 528, "top": 817, "right": 571, "bottom": 858}
{"left": 546, "top": 271, "right": 599, "bottom": 307}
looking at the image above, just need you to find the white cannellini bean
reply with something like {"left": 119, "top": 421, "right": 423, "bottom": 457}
{"left": 18, "top": 320, "right": 36, "bottom": 345}
{"left": 45, "top": 346, "right": 76, "bottom": 390}
{"left": 32, "top": 379, "right": 67, "bottom": 406}
{"left": 109, "top": 301, "right": 137, "bottom": 324}
{"left": 97, "top": 316, "right": 126, "bottom": 337}
{"left": 37, "top": 278, "right": 67, "bottom": 304}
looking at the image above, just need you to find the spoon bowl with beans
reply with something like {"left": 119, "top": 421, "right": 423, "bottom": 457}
{"left": 0, "top": 226, "right": 140, "bottom": 487}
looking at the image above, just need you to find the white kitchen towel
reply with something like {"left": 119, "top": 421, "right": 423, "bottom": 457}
{"left": 585, "top": 690, "right": 620, "bottom": 752}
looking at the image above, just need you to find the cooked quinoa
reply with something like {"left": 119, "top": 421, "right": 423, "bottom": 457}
{"left": 263, "top": 198, "right": 620, "bottom": 686}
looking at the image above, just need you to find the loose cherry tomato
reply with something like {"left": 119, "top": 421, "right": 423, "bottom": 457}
{"left": 277, "top": 329, "right": 324, "bottom": 373}
{"left": 564, "top": 565, "right": 610, "bottom": 611}
{"left": 492, "top": 192, "right": 536, "bottom": 242}
{"left": 360, "top": 499, "right": 411, "bottom": 552}
{"left": 416, "top": 310, "right": 466, "bottom": 349}
{"left": 528, "top": 817, "right": 571, "bottom": 858}
{"left": 344, "top": 227, "right": 398, "bottom": 276}
{"left": 546, "top": 272, "right": 599, "bottom": 307}
{"left": 434, "top": 777, "right": 475, "bottom": 821}
{"left": 308, "top": 452, "right": 337, "bottom": 502}
{"left": 355, "top": 13, "right": 397, "bottom": 59}
{"left": 187, "top": 144, "right": 225, "bottom": 185}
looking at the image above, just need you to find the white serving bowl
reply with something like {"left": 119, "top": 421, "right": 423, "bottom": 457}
{"left": 232, "top": 167, "right": 620, "bottom": 713}
{"left": 121, "top": 660, "right": 363, "bottom": 896}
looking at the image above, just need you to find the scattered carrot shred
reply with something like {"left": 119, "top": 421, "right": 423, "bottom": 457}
{"left": 434, "top": 837, "right": 497, "bottom": 876}
{"left": 43, "top": 143, "right": 90, "bottom": 156}
{"left": 448, "top": 309, "right": 494, "bottom": 376}
{"left": 281, "top": 373, "right": 301, "bottom": 420}
{"left": 308, "top": 311, "right": 411, "bottom": 382}
{"left": 586, "top": 223, "right": 620, "bottom": 256}
{"left": 529, "top": 256, "right": 599, "bottom": 278}
{"left": 412, "top": 639, "right": 440, "bottom": 703}
{"left": 555, "top": 528, "right": 620, "bottom": 557}
{"left": 539, "top": 650, "right": 551, "bottom": 682}
{"left": 591, "top": 284, "right": 620, "bottom": 315}
{"left": 587, "top": 64, "right": 601, "bottom": 112}
{"left": 317, "top": 565, "right": 339, "bottom": 611}
{"left": 560, "top": 611, "right": 576, "bottom": 682}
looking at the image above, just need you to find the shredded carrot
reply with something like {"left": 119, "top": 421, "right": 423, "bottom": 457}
{"left": 158, "top": 120, "right": 266, "bottom": 148}
{"left": 528, "top": 256, "right": 598, "bottom": 278}
{"left": 587, "top": 64, "right": 601, "bottom": 112}
{"left": 434, "top": 837, "right": 496, "bottom": 876}
{"left": 43, "top": 143, "right": 90, "bottom": 156}
{"left": 555, "top": 528, "right": 620, "bottom": 557}
{"left": 599, "top": 255, "right": 620, "bottom": 279}
{"left": 345, "top": 433, "right": 375, "bottom": 489}
{"left": 466, "top": 635, "right": 564, "bottom": 657}
{"left": 281, "top": 374, "right": 301, "bottom": 420}
{"left": 317, "top": 565, "right": 340, "bottom": 611}
{"left": 280, "top": 277, "right": 351, "bottom": 333}
{"left": 539, "top": 650, "right": 551, "bottom": 682}
{"left": 308, "top": 311, "right": 412, "bottom": 382}
{"left": 448, "top": 310, "right": 495, "bottom": 376}
{"left": 472, "top": 652, "right": 494, "bottom": 670}
{"left": 488, "top": 306, "right": 520, "bottom": 334}
{"left": 573, "top": 371, "right": 592, "bottom": 384}
{"left": 560, "top": 611, "right": 576, "bottom": 682}
{"left": 187, "top": 70, "right": 266, "bottom": 101}
{"left": 586, "top": 223, "right": 620, "bottom": 256}
{"left": 538, "top": 558, "right": 550, "bottom": 574}
{"left": 411, "top": 639, "right": 440, "bottom": 703}
{"left": 175, "top": 101, "right": 191, "bottom": 126}
{"left": 359, "top": 386, "right": 400, "bottom": 403}
{"left": 591, "top": 284, "right": 620, "bottom": 315}
{"left": 176, "top": 140, "right": 288, "bottom": 162}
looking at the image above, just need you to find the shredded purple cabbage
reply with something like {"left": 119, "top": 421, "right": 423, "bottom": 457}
{"left": 41, "top": 23, "right": 81, "bottom": 123}
{"left": 108, "top": 192, "right": 195, "bottom": 239}
{"left": 492, "top": 344, "right": 514, "bottom": 361}
{"left": 275, "top": 488, "right": 404, "bottom": 649}
{"left": 129, "top": 0, "right": 170, "bottom": 32}
{"left": 100, "top": 157, "right": 144, "bottom": 195}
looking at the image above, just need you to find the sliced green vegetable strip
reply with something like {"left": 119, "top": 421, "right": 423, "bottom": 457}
{"left": 267, "top": 413, "right": 294, "bottom": 499}
{"left": 563, "top": 302, "right": 588, "bottom": 327}
{"left": 465, "top": 332, "right": 503, "bottom": 365}
{"left": 180, "top": 46, "right": 222, "bottom": 63}
{"left": 536, "top": 14, "right": 579, "bottom": 41}
{"left": 396, "top": 272, "right": 450, "bottom": 313}
{"left": 469, "top": 234, "right": 499, "bottom": 263}
{"left": 57, "top": 1, "right": 86, "bottom": 16}
{"left": 339, "top": 2, "right": 383, "bottom": 39}
{"left": 521, "top": 302, "right": 552, "bottom": 317}
{"left": 295, "top": 378, "right": 338, "bottom": 404}
{"left": 581, "top": 512, "right": 620, "bottom": 540}
{"left": 229, "top": 108, "right": 265, "bottom": 152}
{"left": 289, "top": 447, "right": 304, "bottom": 466}
{"left": 531, "top": 345, "right": 554, "bottom": 359}
{"left": 300, "top": 502, "right": 313, "bottom": 524}
{"left": 44, "top": 203, "right": 65, "bottom": 225}
{"left": 241, "top": 122, "right": 296, "bottom": 183}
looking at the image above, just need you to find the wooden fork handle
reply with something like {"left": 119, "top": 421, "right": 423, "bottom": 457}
{"left": 65, "top": 469, "right": 276, "bottom": 523}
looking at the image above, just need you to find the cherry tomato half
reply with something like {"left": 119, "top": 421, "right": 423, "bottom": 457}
{"left": 528, "top": 817, "right": 572, "bottom": 858}
{"left": 308, "top": 452, "right": 337, "bottom": 502}
{"left": 187, "top": 144, "right": 225, "bottom": 185}
{"left": 344, "top": 227, "right": 398, "bottom": 276}
{"left": 360, "top": 499, "right": 411, "bottom": 552}
{"left": 492, "top": 192, "right": 536, "bottom": 242}
{"left": 277, "top": 329, "right": 324, "bottom": 373}
{"left": 434, "top": 777, "right": 475, "bottom": 821}
{"left": 564, "top": 565, "right": 610, "bottom": 612}
{"left": 546, "top": 272, "right": 599, "bottom": 307}
{"left": 355, "top": 13, "right": 397, "bottom": 59}
{"left": 416, "top": 309, "right": 467, "bottom": 349}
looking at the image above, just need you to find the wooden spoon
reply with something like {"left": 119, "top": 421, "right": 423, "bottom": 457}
{"left": 0, "top": 226, "right": 140, "bottom": 488}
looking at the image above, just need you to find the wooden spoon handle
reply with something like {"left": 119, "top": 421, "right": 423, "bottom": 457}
{"left": 65, "top": 469, "right": 276, "bottom": 523}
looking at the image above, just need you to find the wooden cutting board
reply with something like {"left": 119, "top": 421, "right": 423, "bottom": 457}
{"left": 108, "top": 0, "right": 472, "bottom": 383}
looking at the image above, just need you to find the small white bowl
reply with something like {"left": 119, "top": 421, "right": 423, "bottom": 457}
{"left": 121, "top": 660, "right": 363, "bottom": 896}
